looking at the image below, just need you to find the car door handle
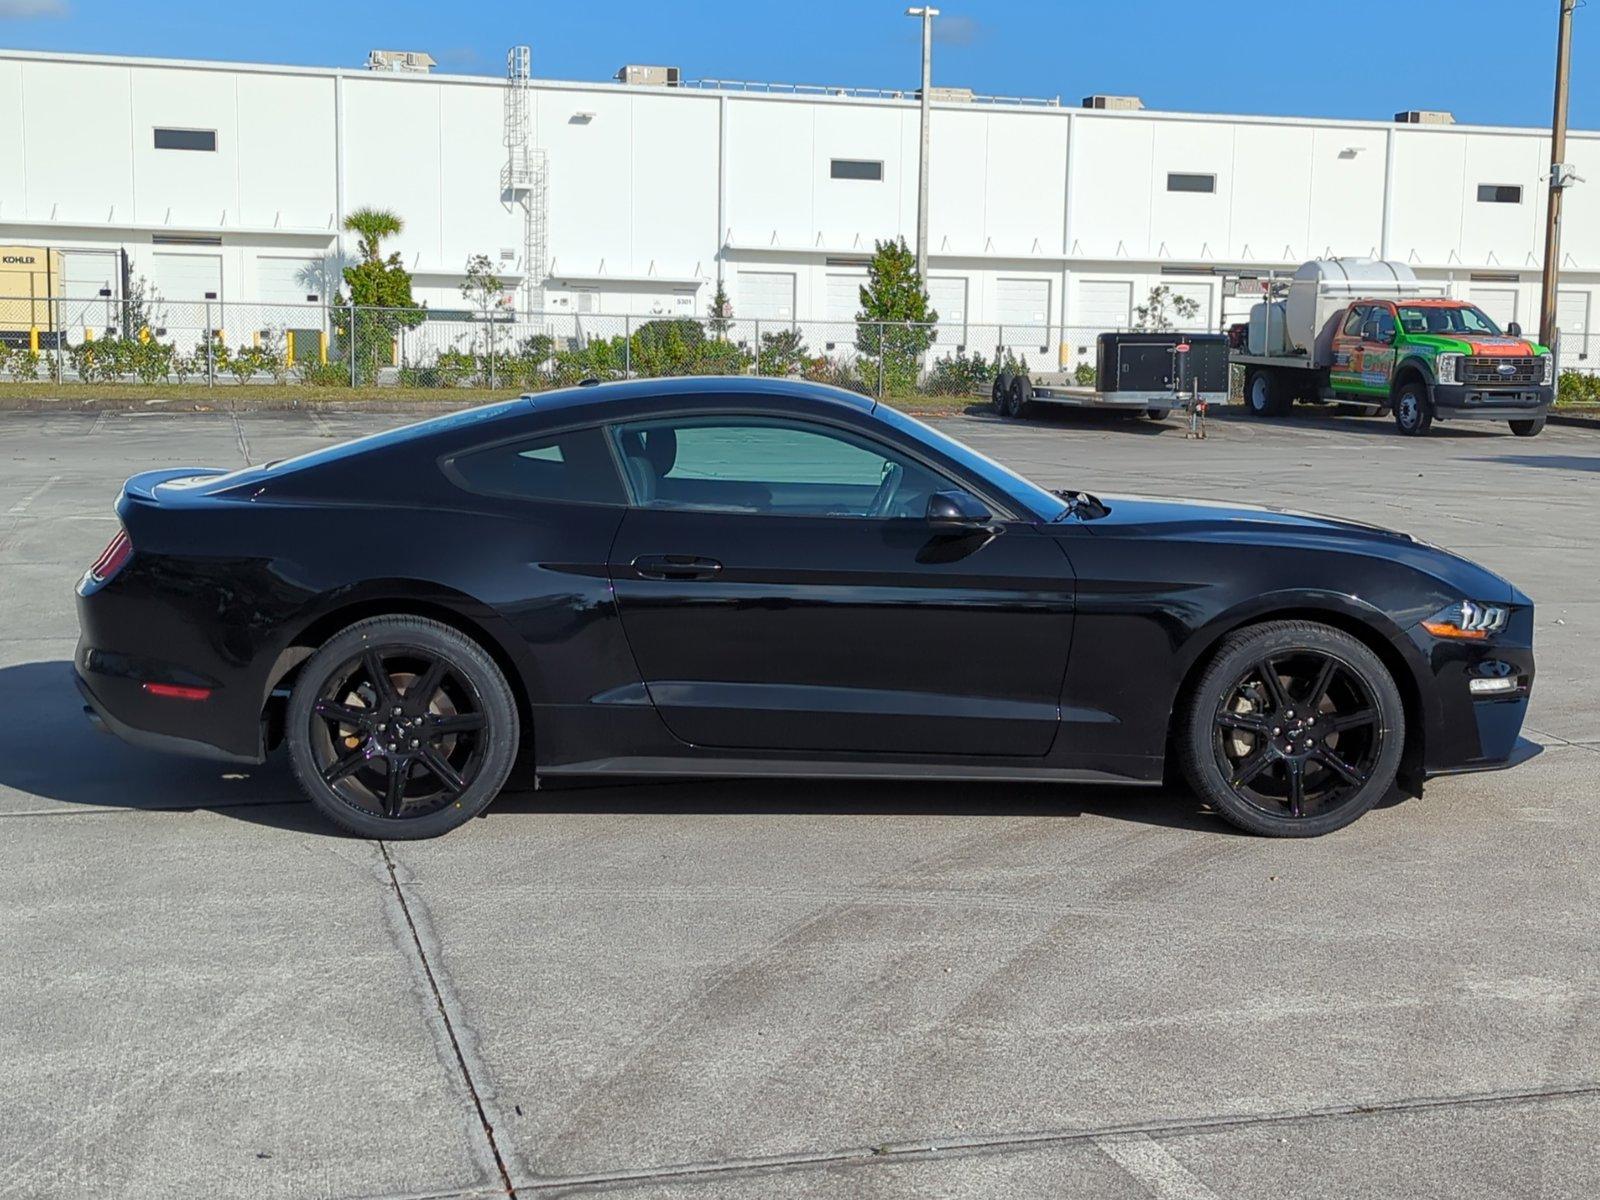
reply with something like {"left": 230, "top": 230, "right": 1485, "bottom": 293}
{"left": 632, "top": 554, "right": 723, "bottom": 581}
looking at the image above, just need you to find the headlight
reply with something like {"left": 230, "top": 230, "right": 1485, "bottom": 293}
{"left": 1421, "top": 599, "right": 1508, "bottom": 641}
{"left": 1542, "top": 352, "right": 1554, "bottom": 385}
{"left": 1435, "top": 353, "right": 1462, "bottom": 385}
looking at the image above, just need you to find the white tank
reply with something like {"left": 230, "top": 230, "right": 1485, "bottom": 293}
{"left": 1247, "top": 301, "right": 1292, "bottom": 356}
{"left": 1285, "top": 258, "right": 1425, "bottom": 366}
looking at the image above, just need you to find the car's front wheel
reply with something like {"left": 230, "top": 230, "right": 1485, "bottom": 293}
{"left": 1509, "top": 416, "right": 1545, "bottom": 437}
{"left": 287, "top": 615, "right": 520, "bottom": 839}
{"left": 1393, "top": 382, "right": 1433, "bottom": 436}
{"left": 1179, "top": 620, "right": 1405, "bottom": 837}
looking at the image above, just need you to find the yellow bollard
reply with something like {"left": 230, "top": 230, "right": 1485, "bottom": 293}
{"left": 29, "top": 327, "right": 40, "bottom": 353}
{"left": 318, "top": 331, "right": 328, "bottom": 365}
{"left": 252, "top": 330, "right": 261, "bottom": 349}
{"left": 85, "top": 327, "right": 95, "bottom": 343}
{"left": 139, "top": 326, "right": 151, "bottom": 344}
{"left": 286, "top": 331, "right": 296, "bottom": 363}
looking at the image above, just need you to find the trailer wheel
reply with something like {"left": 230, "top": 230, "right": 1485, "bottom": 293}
{"left": 1245, "top": 368, "right": 1285, "bottom": 418}
{"left": 991, "top": 373, "right": 1011, "bottom": 415}
{"left": 1006, "top": 375, "right": 1033, "bottom": 419}
{"left": 1146, "top": 408, "right": 1171, "bottom": 422}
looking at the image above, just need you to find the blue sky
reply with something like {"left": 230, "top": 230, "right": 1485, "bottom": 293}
{"left": 2, "top": 0, "right": 1594, "bottom": 130}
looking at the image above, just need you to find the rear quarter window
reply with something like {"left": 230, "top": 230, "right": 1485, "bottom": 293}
{"left": 447, "top": 426, "right": 625, "bottom": 505}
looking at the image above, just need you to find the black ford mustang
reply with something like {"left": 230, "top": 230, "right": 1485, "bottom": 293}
{"left": 75, "top": 377, "right": 1537, "bottom": 839}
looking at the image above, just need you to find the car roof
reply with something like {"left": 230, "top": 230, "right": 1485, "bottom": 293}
{"left": 523, "top": 375, "right": 877, "bottom": 420}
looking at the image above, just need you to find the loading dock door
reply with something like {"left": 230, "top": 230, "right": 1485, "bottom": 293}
{"left": 996, "top": 278, "right": 1052, "bottom": 355}
{"left": 1075, "top": 280, "right": 1133, "bottom": 333}
{"left": 1468, "top": 287, "right": 1518, "bottom": 331}
{"left": 738, "top": 271, "right": 795, "bottom": 326}
{"left": 927, "top": 276, "right": 968, "bottom": 352}
{"left": 1557, "top": 290, "right": 1590, "bottom": 364}
{"left": 149, "top": 253, "right": 223, "bottom": 350}
{"left": 60, "top": 249, "right": 120, "bottom": 338}
{"left": 1167, "top": 282, "right": 1214, "bottom": 331}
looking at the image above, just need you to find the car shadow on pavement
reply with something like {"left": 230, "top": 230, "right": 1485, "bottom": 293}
{"left": 1467, "top": 454, "right": 1600, "bottom": 472}
{"left": 1204, "top": 408, "right": 1506, "bottom": 438}
{"left": 0, "top": 659, "right": 1236, "bottom": 837}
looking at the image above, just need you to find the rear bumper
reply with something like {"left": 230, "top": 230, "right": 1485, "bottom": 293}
{"left": 1432, "top": 383, "right": 1552, "bottom": 421}
{"left": 75, "top": 666, "right": 262, "bottom": 764}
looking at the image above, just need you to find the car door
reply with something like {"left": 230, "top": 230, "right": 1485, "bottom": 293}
{"left": 1354, "top": 304, "right": 1398, "bottom": 395}
{"left": 604, "top": 411, "right": 1075, "bottom": 758}
{"left": 1329, "top": 304, "right": 1368, "bottom": 391}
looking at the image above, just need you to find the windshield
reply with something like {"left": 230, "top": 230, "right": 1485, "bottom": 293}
{"left": 872, "top": 404, "right": 1069, "bottom": 522}
{"left": 1396, "top": 304, "right": 1503, "bottom": 337}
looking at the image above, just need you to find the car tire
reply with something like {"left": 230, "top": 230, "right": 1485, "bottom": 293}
{"left": 1246, "top": 368, "right": 1284, "bottom": 418}
{"left": 991, "top": 373, "right": 1011, "bottom": 415}
{"left": 1146, "top": 408, "right": 1171, "bottom": 421}
{"left": 1509, "top": 416, "right": 1545, "bottom": 437}
{"left": 1006, "top": 374, "right": 1033, "bottom": 419}
{"left": 1393, "top": 382, "right": 1434, "bottom": 436}
{"left": 1178, "top": 619, "right": 1405, "bottom": 838}
{"left": 287, "top": 615, "right": 520, "bottom": 840}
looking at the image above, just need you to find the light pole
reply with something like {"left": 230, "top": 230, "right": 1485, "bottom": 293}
{"left": 1539, "top": 0, "right": 1578, "bottom": 351}
{"left": 907, "top": 6, "right": 939, "bottom": 280}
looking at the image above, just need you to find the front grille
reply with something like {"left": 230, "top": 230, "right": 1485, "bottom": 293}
{"left": 1462, "top": 356, "right": 1542, "bottom": 385}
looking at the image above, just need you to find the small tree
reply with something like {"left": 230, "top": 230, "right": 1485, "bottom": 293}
{"left": 1134, "top": 284, "right": 1200, "bottom": 332}
{"left": 335, "top": 206, "right": 424, "bottom": 383}
{"left": 707, "top": 282, "right": 732, "bottom": 338}
{"left": 461, "top": 254, "right": 510, "bottom": 370}
{"left": 854, "top": 237, "right": 938, "bottom": 394}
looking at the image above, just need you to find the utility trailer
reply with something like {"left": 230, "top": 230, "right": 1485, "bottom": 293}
{"left": 990, "top": 331, "right": 1229, "bottom": 422}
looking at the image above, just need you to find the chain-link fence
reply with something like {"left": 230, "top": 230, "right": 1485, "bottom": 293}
{"left": 0, "top": 294, "right": 1215, "bottom": 397}
{"left": 3, "top": 293, "right": 1592, "bottom": 395}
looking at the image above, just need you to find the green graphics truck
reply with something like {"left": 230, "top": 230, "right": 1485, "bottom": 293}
{"left": 1231, "top": 258, "right": 1553, "bottom": 437}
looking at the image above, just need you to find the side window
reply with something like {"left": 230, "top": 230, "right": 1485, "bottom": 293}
{"left": 1372, "top": 307, "right": 1396, "bottom": 342}
{"left": 1342, "top": 306, "right": 1368, "bottom": 337}
{"left": 447, "top": 426, "right": 625, "bottom": 505}
{"left": 610, "top": 416, "right": 952, "bottom": 519}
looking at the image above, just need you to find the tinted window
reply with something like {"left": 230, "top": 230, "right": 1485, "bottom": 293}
{"left": 1371, "top": 308, "right": 1396, "bottom": 341}
{"left": 1342, "top": 306, "right": 1369, "bottom": 336}
{"left": 449, "top": 426, "right": 625, "bottom": 505}
{"left": 1167, "top": 173, "right": 1215, "bottom": 193}
{"left": 1476, "top": 184, "right": 1522, "bottom": 204}
{"left": 611, "top": 416, "right": 950, "bottom": 519}
{"left": 830, "top": 159, "right": 883, "bottom": 181}
{"left": 154, "top": 128, "right": 216, "bottom": 152}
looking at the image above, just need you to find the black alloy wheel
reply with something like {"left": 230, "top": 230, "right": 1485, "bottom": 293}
{"left": 287, "top": 615, "right": 519, "bottom": 838}
{"left": 1180, "top": 621, "right": 1404, "bottom": 837}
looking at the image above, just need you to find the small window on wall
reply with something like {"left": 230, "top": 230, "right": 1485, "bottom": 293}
{"left": 1166, "top": 173, "right": 1215, "bottom": 193}
{"left": 1476, "top": 184, "right": 1522, "bottom": 204}
{"left": 154, "top": 128, "right": 217, "bottom": 152}
{"left": 830, "top": 159, "right": 883, "bottom": 181}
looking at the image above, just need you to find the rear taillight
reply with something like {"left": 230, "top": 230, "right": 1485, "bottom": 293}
{"left": 87, "top": 529, "right": 133, "bottom": 584}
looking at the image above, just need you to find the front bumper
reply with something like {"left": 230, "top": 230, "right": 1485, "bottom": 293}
{"left": 1407, "top": 602, "right": 1539, "bottom": 778}
{"left": 1432, "top": 382, "right": 1552, "bottom": 421}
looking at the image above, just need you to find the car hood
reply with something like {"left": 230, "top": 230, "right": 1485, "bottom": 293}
{"left": 1060, "top": 493, "right": 1520, "bottom": 604}
{"left": 1403, "top": 333, "right": 1547, "bottom": 356}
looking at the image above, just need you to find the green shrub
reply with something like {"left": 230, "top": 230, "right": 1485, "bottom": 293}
{"left": 694, "top": 338, "right": 752, "bottom": 376}
{"left": 552, "top": 336, "right": 626, "bottom": 386}
{"left": 801, "top": 354, "right": 869, "bottom": 395}
{"left": 0, "top": 340, "right": 12, "bottom": 378}
{"left": 170, "top": 351, "right": 198, "bottom": 385}
{"left": 1073, "top": 362, "right": 1097, "bottom": 387}
{"left": 298, "top": 357, "right": 350, "bottom": 387}
{"left": 1558, "top": 369, "right": 1600, "bottom": 406}
{"left": 131, "top": 338, "right": 175, "bottom": 384}
{"left": 758, "top": 328, "right": 808, "bottom": 377}
{"left": 922, "top": 350, "right": 994, "bottom": 396}
{"left": 11, "top": 348, "right": 41, "bottom": 381}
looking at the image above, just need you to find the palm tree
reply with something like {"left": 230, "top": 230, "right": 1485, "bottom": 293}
{"left": 343, "top": 208, "right": 404, "bottom": 264}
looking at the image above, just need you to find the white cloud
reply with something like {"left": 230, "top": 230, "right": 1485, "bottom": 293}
{"left": 0, "top": 0, "right": 70, "bottom": 16}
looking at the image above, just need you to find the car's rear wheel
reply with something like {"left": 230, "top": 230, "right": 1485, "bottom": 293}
{"left": 1179, "top": 620, "right": 1404, "bottom": 837}
{"left": 1246, "top": 368, "right": 1284, "bottom": 417}
{"left": 287, "top": 615, "right": 519, "bottom": 839}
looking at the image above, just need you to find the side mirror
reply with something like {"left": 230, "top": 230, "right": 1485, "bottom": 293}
{"left": 926, "top": 490, "right": 993, "bottom": 531}
{"left": 1507, "top": 321, "right": 1523, "bottom": 337}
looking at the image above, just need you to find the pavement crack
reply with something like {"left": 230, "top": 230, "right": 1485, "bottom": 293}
{"left": 379, "top": 841, "right": 518, "bottom": 1200}
{"left": 517, "top": 1080, "right": 1600, "bottom": 1193}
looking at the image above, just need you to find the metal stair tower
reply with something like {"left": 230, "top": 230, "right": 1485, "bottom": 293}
{"left": 501, "top": 45, "right": 548, "bottom": 314}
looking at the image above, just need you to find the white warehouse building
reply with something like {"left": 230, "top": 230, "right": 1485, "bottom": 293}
{"left": 1, "top": 45, "right": 1597, "bottom": 367}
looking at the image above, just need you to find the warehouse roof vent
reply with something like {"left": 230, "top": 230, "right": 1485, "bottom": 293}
{"left": 1082, "top": 94, "right": 1143, "bottom": 111}
{"left": 616, "top": 64, "right": 681, "bottom": 87}
{"left": 1394, "top": 109, "right": 1455, "bottom": 125}
{"left": 366, "top": 49, "right": 437, "bottom": 73}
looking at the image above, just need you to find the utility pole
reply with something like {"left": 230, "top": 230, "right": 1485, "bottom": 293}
{"left": 1539, "top": 0, "right": 1578, "bottom": 350}
{"left": 907, "top": 6, "right": 939, "bottom": 280}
